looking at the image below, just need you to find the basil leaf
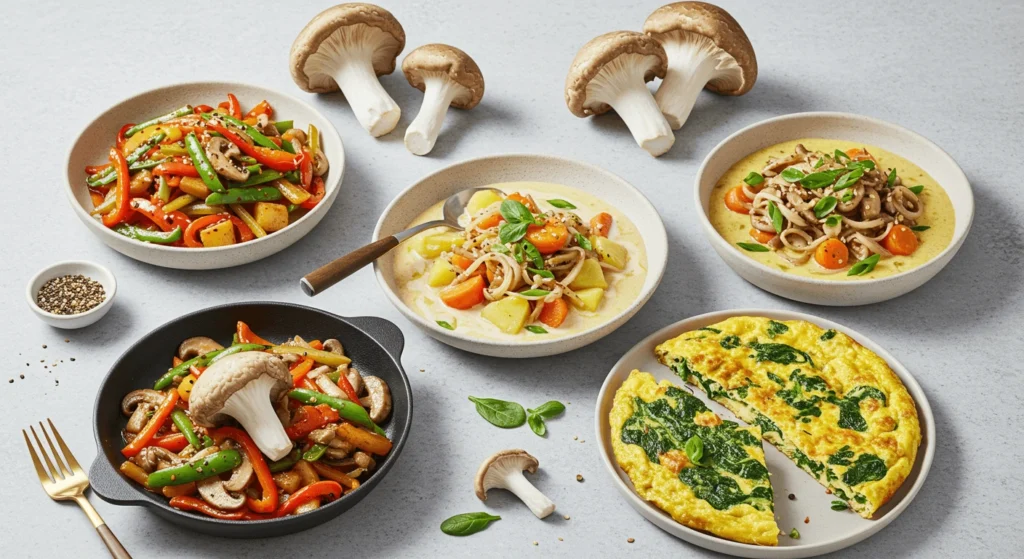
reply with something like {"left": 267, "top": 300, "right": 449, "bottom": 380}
{"left": 800, "top": 169, "right": 846, "bottom": 189}
{"left": 528, "top": 267, "right": 554, "bottom": 279}
{"left": 831, "top": 500, "right": 849, "bottom": 511}
{"left": 468, "top": 396, "right": 526, "bottom": 428}
{"left": 529, "top": 400, "right": 566, "bottom": 419}
{"left": 743, "top": 172, "right": 764, "bottom": 186}
{"left": 780, "top": 167, "right": 805, "bottom": 182}
{"left": 847, "top": 159, "right": 875, "bottom": 170}
{"left": 737, "top": 242, "right": 770, "bottom": 252}
{"left": 512, "top": 242, "right": 525, "bottom": 263}
{"left": 833, "top": 168, "right": 864, "bottom": 191}
{"left": 767, "top": 201, "right": 784, "bottom": 233}
{"left": 521, "top": 240, "right": 544, "bottom": 268}
{"left": 440, "top": 512, "right": 501, "bottom": 536}
{"left": 847, "top": 253, "right": 881, "bottom": 276}
{"left": 490, "top": 243, "right": 511, "bottom": 254}
{"left": 825, "top": 215, "right": 842, "bottom": 227}
{"left": 499, "top": 222, "right": 529, "bottom": 244}
{"left": 684, "top": 435, "right": 704, "bottom": 464}
{"left": 546, "top": 199, "right": 576, "bottom": 210}
{"left": 886, "top": 168, "right": 897, "bottom": 187}
{"left": 834, "top": 149, "right": 850, "bottom": 162}
{"left": 909, "top": 185, "right": 924, "bottom": 195}
{"left": 527, "top": 413, "right": 546, "bottom": 436}
{"left": 814, "top": 196, "right": 837, "bottom": 218}
{"left": 519, "top": 289, "right": 551, "bottom": 297}
{"left": 436, "top": 320, "right": 455, "bottom": 330}
{"left": 909, "top": 225, "right": 930, "bottom": 232}
{"left": 499, "top": 199, "right": 534, "bottom": 224}
{"left": 525, "top": 325, "right": 548, "bottom": 334}
{"left": 575, "top": 232, "right": 593, "bottom": 251}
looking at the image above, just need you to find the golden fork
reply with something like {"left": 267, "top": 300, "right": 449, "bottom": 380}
{"left": 23, "top": 419, "right": 131, "bottom": 559}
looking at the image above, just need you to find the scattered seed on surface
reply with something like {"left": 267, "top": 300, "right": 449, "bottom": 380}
{"left": 804, "top": 516, "right": 810, "bottom": 524}
{"left": 580, "top": 440, "right": 585, "bottom": 443}
{"left": 42, "top": 344, "right": 47, "bottom": 349}
{"left": 70, "top": 358, "right": 76, "bottom": 362}
{"left": 627, "top": 538, "right": 635, "bottom": 543}
{"left": 558, "top": 537, "right": 563, "bottom": 542}
{"left": 573, "top": 436, "right": 578, "bottom": 440}
{"left": 8, "top": 379, "right": 12, "bottom": 383}
{"left": 64, "top": 339, "right": 70, "bottom": 343}
{"left": 576, "top": 474, "right": 584, "bottom": 482}
{"left": 788, "top": 493, "right": 796, "bottom": 500}
{"left": 19, "top": 374, "right": 24, "bottom": 379}
{"left": 563, "top": 515, "right": 570, "bottom": 520}
{"left": 36, "top": 275, "right": 106, "bottom": 315}
{"left": 532, "top": 541, "right": 538, "bottom": 546}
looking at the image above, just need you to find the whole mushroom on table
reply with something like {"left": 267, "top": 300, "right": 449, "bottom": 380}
{"left": 402, "top": 44, "right": 485, "bottom": 156}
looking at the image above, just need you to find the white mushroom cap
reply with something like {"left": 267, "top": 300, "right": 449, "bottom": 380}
{"left": 290, "top": 3, "right": 406, "bottom": 137}
{"left": 475, "top": 449, "right": 555, "bottom": 519}
{"left": 402, "top": 44, "right": 485, "bottom": 156}
{"left": 565, "top": 31, "right": 675, "bottom": 157}
{"left": 188, "top": 351, "right": 293, "bottom": 461}
{"left": 643, "top": 2, "right": 757, "bottom": 129}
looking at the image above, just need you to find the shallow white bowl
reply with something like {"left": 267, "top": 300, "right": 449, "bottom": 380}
{"left": 65, "top": 81, "right": 345, "bottom": 270}
{"left": 373, "top": 154, "right": 668, "bottom": 358}
{"left": 694, "top": 112, "right": 973, "bottom": 306}
{"left": 595, "top": 309, "right": 935, "bottom": 558}
{"left": 27, "top": 261, "right": 117, "bottom": 329}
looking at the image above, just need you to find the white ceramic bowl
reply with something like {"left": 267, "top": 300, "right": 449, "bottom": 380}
{"left": 27, "top": 261, "right": 117, "bottom": 329}
{"left": 595, "top": 309, "right": 935, "bottom": 558}
{"left": 65, "top": 81, "right": 345, "bottom": 270}
{"left": 373, "top": 154, "right": 668, "bottom": 358}
{"left": 695, "top": 112, "right": 973, "bottom": 306}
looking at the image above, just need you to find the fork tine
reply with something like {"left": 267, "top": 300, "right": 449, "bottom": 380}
{"left": 23, "top": 430, "right": 52, "bottom": 485}
{"left": 39, "top": 421, "right": 71, "bottom": 477}
{"left": 30, "top": 425, "right": 62, "bottom": 480}
{"left": 47, "top": 419, "right": 82, "bottom": 473}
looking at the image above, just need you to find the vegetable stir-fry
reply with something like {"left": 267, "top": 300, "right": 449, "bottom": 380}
{"left": 118, "top": 322, "right": 391, "bottom": 521}
{"left": 84, "top": 94, "right": 329, "bottom": 248}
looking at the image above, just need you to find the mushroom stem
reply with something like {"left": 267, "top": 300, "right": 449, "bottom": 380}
{"left": 331, "top": 56, "right": 401, "bottom": 137}
{"left": 220, "top": 375, "right": 293, "bottom": 461}
{"left": 505, "top": 471, "right": 556, "bottom": 519}
{"left": 655, "top": 33, "right": 741, "bottom": 130}
{"left": 587, "top": 54, "right": 674, "bottom": 157}
{"left": 405, "top": 73, "right": 460, "bottom": 156}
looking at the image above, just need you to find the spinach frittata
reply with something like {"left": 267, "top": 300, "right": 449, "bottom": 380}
{"left": 655, "top": 316, "right": 921, "bottom": 518}
{"left": 611, "top": 371, "right": 779, "bottom": 545}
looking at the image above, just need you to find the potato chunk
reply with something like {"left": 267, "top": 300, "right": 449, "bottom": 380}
{"left": 593, "top": 236, "right": 629, "bottom": 270}
{"left": 570, "top": 287, "right": 604, "bottom": 312}
{"left": 200, "top": 220, "right": 236, "bottom": 247}
{"left": 481, "top": 296, "right": 531, "bottom": 334}
{"left": 254, "top": 202, "right": 290, "bottom": 232}
{"left": 412, "top": 231, "right": 464, "bottom": 258}
{"left": 569, "top": 258, "right": 608, "bottom": 290}
{"left": 427, "top": 259, "right": 458, "bottom": 287}
{"left": 467, "top": 190, "right": 504, "bottom": 215}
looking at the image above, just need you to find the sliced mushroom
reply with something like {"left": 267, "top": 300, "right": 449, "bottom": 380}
{"left": 313, "top": 149, "right": 329, "bottom": 176}
{"left": 353, "top": 451, "right": 375, "bottom": 470}
{"left": 132, "top": 447, "right": 183, "bottom": 473}
{"left": 308, "top": 427, "right": 336, "bottom": 445}
{"left": 346, "top": 368, "right": 364, "bottom": 395}
{"left": 281, "top": 128, "right": 307, "bottom": 148}
{"left": 256, "top": 114, "right": 280, "bottom": 136}
{"left": 125, "top": 403, "right": 154, "bottom": 434}
{"left": 316, "top": 374, "right": 346, "bottom": 398}
{"left": 198, "top": 478, "right": 246, "bottom": 511}
{"left": 177, "top": 337, "right": 224, "bottom": 361}
{"left": 307, "top": 365, "right": 332, "bottom": 380}
{"left": 224, "top": 450, "right": 254, "bottom": 492}
{"left": 360, "top": 376, "right": 391, "bottom": 423}
{"left": 323, "top": 339, "right": 344, "bottom": 355}
{"left": 121, "top": 389, "right": 166, "bottom": 415}
{"left": 205, "top": 137, "right": 250, "bottom": 182}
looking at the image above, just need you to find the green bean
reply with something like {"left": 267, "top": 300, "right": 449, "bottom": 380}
{"left": 87, "top": 132, "right": 167, "bottom": 186}
{"left": 268, "top": 449, "right": 301, "bottom": 473}
{"left": 288, "top": 389, "right": 384, "bottom": 435}
{"left": 302, "top": 444, "right": 327, "bottom": 462}
{"left": 114, "top": 224, "right": 182, "bottom": 244}
{"left": 205, "top": 187, "right": 281, "bottom": 206}
{"left": 170, "top": 409, "right": 202, "bottom": 449}
{"left": 227, "top": 170, "right": 282, "bottom": 188}
{"left": 245, "top": 164, "right": 261, "bottom": 174}
{"left": 184, "top": 132, "right": 225, "bottom": 193}
{"left": 273, "top": 120, "right": 293, "bottom": 134}
{"left": 146, "top": 449, "right": 242, "bottom": 488}
{"left": 206, "top": 343, "right": 267, "bottom": 365}
{"left": 128, "top": 159, "right": 162, "bottom": 171}
{"left": 153, "top": 349, "right": 221, "bottom": 390}
{"left": 156, "top": 175, "right": 171, "bottom": 203}
{"left": 201, "top": 112, "right": 280, "bottom": 151}
{"left": 124, "top": 105, "right": 193, "bottom": 138}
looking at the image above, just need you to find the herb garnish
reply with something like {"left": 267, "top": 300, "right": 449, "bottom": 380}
{"left": 820, "top": 329, "right": 837, "bottom": 341}
{"left": 519, "top": 289, "right": 551, "bottom": 297}
{"left": 813, "top": 196, "right": 837, "bottom": 218}
{"left": 790, "top": 528, "right": 800, "bottom": 539}
{"left": 886, "top": 168, "right": 897, "bottom": 187}
{"left": 781, "top": 167, "right": 806, "bottom": 182}
{"left": 468, "top": 396, "right": 526, "bottom": 428}
{"left": 832, "top": 500, "right": 849, "bottom": 510}
{"left": 833, "top": 167, "right": 864, "bottom": 191}
{"left": 526, "top": 400, "right": 565, "bottom": 437}
{"left": 767, "top": 320, "right": 790, "bottom": 338}
{"left": 767, "top": 201, "right": 784, "bottom": 233}
{"left": 528, "top": 267, "right": 554, "bottom": 279}
{"left": 440, "top": 512, "right": 501, "bottom": 536}
{"left": 521, "top": 239, "right": 543, "bottom": 268}
{"left": 497, "top": 199, "right": 534, "bottom": 243}
{"left": 909, "top": 225, "right": 930, "bottom": 232}
{"left": 684, "top": 435, "right": 705, "bottom": 464}
{"left": 847, "top": 254, "right": 880, "bottom": 276}
{"left": 908, "top": 185, "right": 924, "bottom": 195}
{"left": 575, "top": 232, "right": 593, "bottom": 251}
{"left": 825, "top": 215, "right": 842, "bottom": 227}
{"left": 546, "top": 199, "right": 576, "bottom": 209}
{"left": 436, "top": 320, "right": 455, "bottom": 330}
{"left": 834, "top": 149, "right": 850, "bottom": 162}
{"left": 743, "top": 172, "right": 764, "bottom": 186}
{"left": 525, "top": 325, "right": 548, "bottom": 334}
{"left": 841, "top": 189, "right": 855, "bottom": 202}
{"left": 737, "top": 242, "right": 770, "bottom": 252}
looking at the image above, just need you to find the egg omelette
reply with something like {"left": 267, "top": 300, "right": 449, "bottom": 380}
{"left": 611, "top": 371, "right": 780, "bottom": 545}
{"left": 655, "top": 316, "right": 921, "bottom": 519}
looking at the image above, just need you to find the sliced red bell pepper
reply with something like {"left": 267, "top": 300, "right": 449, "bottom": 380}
{"left": 298, "top": 376, "right": 319, "bottom": 392}
{"left": 275, "top": 481, "right": 343, "bottom": 517}
{"left": 299, "top": 176, "right": 325, "bottom": 210}
{"left": 210, "top": 426, "right": 279, "bottom": 514}
{"left": 299, "top": 147, "right": 313, "bottom": 189}
{"left": 337, "top": 373, "right": 362, "bottom": 406}
{"left": 184, "top": 214, "right": 229, "bottom": 248}
{"left": 122, "top": 390, "right": 179, "bottom": 457}
{"left": 129, "top": 197, "right": 191, "bottom": 232}
{"left": 226, "top": 93, "right": 242, "bottom": 119}
{"left": 153, "top": 161, "right": 199, "bottom": 178}
{"left": 229, "top": 216, "right": 255, "bottom": 242}
{"left": 169, "top": 496, "right": 271, "bottom": 521}
{"left": 284, "top": 404, "right": 340, "bottom": 440}
{"left": 151, "top": 432, "right": 190, "bottom": 452}
{"left": 85, "top": 163, "right": 111, "bottom": 175}
{"left": 237, "top": 321, "right": 273, "bottom": 345}
{"left": 206, "top": 121, "right": 300, "bottom": 172}
{"left": 244, "top": 100, "right": 273, "bottom": 120}
{"left": 102, "top": 148, "right": 133, "bottom": 228}
{"left": 116, "top": 123, "right": 134, "bottom": 150}
{"left": 194, "top": 104, "right": 214, "bottom": 114}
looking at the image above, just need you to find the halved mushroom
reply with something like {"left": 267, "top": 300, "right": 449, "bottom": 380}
{"left": 205, "top": 137, "right": 250, "bottom": 182}
{"left": 323, "top": 339, "right": 344, "bottom": 355}
{"left": 224, "top": 449, "right": 254, "bottom": 492}
{"left": 346, "top": 369, "right": 363, "bottom": 395}
{"left": 177, "top": 337, "right": 224, "bottom": 361}
{"left": 402, "top": 44, "right": 484, "bottom": 155}
{"left": 132, "top": 447, "right": 183, "bottom": 473}
{"left": 290, "top": 3, "right": 406, "bottom": 137}
{"left": 359, "top": 376, "right": 391, "bottom": 423}
{"left": 198, "top": 478, "right": 246, "bottom": 511}
{"left": 121, "top": 389, "right": 165, "bottom": 416}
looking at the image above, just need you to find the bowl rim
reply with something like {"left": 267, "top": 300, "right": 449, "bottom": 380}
{"left": 693, "top": 111, "right": 974, "bottom": 286}
{"left": 594, "top": 308, "right": 935, "bottom": 557}
{"left": 90, "top": 301, "right": 412, "bottom": 528}
{"left": 371, "top": 152, "right": 668, "bottom": 349}
{"left": 64, "top": 80, "right": 345, "bottom": 254}
{"left": 25, "top": 260, "right": 117, "bottom": 320}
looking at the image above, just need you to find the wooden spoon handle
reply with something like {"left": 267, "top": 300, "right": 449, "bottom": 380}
{"left": 300, "top": 236, "right": 399, "bottom": 296}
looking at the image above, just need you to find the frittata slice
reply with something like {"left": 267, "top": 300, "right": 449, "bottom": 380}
{"left": 655, "top": 317, "right": 921, "bottom": 518}
{"left": 611, "top": 371, "right": 779, "bottom": 545}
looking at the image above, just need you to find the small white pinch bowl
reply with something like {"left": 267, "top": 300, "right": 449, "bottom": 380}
{"left": 65, "top": 81, "right": 344, "bottom": 270}
{"left": 694, "top": 112, "right": 973, "bottom": 306}
{"left": 373, "top": 154, "right": 668, "bottom": 358}
{"left": 27, "top": 261, "right": 117, "bottom": 329}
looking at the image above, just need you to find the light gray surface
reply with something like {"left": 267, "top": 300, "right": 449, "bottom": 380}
{"left": 1, "top": 0, "right": 1020, "bottom": 557}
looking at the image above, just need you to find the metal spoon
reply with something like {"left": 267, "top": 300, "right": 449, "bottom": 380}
{"left": 300, "top": 187, "right": 502, "bottom": 296}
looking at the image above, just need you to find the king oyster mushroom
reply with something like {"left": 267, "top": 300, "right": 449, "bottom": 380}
{"left": 475, "top": 449, "right": 555, "bottom": 519}
{"left": 565, "top": 31, "right": 674, "bottom": 157}
{"left": 643, "top": 2, "right": 757, "bottom": 130}
{"left": 401, "top": 44, "right": 484, "bottom": 156}
{"left": 188, "top": 351, "right": 294, "bottom": 461}
{"left": 290, "top": 3, "right": 406, "bottom": 137}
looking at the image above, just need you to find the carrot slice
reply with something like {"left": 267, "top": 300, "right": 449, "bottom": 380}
{"left": 882, "top": 224, "right": 919, "bottom": 256}
{"left": 525, "top": 219, "right": 570, "bottom": 254}
{"left": 724, "top": 186, "right": 752, "bottom": 214}
{"left": 589, "top": 212, "right": 613, "bottom": 237}
{"left": 236, "top": 321, "right": 273, "bottom": 345}
{"left": 450, "top": 254, "right": 475, "bottom": 270}
{"left": 475, "top": 212, "right": 503, "bottom": 229}
{"left": 506, "top": 192, "right": 538, "bottom": 213}
{"left": 538, "top": 298, "right": 569, "bottom": 328}
{"left": 749, "top": 227, "right": 776, "bottom": 244}
{"left": 440, "top": 276, "right": 486, "bottom": 309}
{"left": 814, "top": 238, "right": 850, "bottom": 269}
{"left": 845, "top": 148, "right": 875, "bottom": 162}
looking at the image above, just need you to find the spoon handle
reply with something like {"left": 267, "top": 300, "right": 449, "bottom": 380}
{"left": 300, "top": 236, "right": 399, "bottom": 296}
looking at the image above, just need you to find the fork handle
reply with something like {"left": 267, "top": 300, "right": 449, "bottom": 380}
{"left": 97, "top": 524, "right": 131, "bottom": 559}
{"left": 300, "top": 236, "right": 399, "bottom": 296}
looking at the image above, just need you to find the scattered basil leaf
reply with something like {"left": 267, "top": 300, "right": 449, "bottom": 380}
{"left": 575, "top": 232, "right": 593, "bottom": 251}
{"left": 768, "top": 201, "right": 784, "bottom": 233}
{"left": 529, "top": 401, "right": 566, "bottom": 419}
{"left": 525, "top": 325, "right": 548, "bottom": 334}
{"left": 498, "top": 222, "right": 529, "bottom": 244}
{"left": 546, "top": 199, "right": 576, "bottom": 210}
{"left": 834, "top": 149, "right": 850, "bottom": 162}
{"left": 886, "top": 168, "right": 897, "bottom": 187}
{"left": 436, "top": 320, "right": 455, "bottom": 330}
{"left": 527, "top": 413, "right": 546, "bottom": 436}
{"left": 909, "top": 185, "right": 924, "bottom": 195}
{"left": 790, "top": 528, "right": 800, "bottom": 539}
{"left": 847, "top": 253, "right": 881, "bottom": 276}
{"left": 831, "top": 500, "right": 849, "bottom": 511}
{"left": 684, "top": 435, "right": 704, "bottom": 464}
{"left": 825, "top": 215, "right": 842, "bottom": 227}
{"left": 440, "top": 512, "right": 501, "bottom": 536}
{"left": 468, "top": 396, "right": 526, "bottom": 428}
{"left": 528, "top": 267, "right": 554, "bottom": 279}
{"left": 798, "top": 169, "right": 846, "bottom": 189}
{"left": 520, "top": 289, "right": 552, "bottom": 297}
{"left": 737, "top": 242, "right": 770, "bottom": 252}
{"left": 814, "top": 196, "right": 837, "bottom": 218}
{"left": 909, "top": 225, "right": 930, "bottom": 232}
{"left": 780, "top": 167, "right": 805, "bottom": 182}
{"left": 743, "top": 172, "right": 764, "bottom": 186}
{"left": 512, "top": 242, "right": 525, "bottom": 263}
{"left": 499, "top": 199, "right": 534, "bottom": 224}
{"left": 521, "top": 240, "right": 544, "bottom": 268}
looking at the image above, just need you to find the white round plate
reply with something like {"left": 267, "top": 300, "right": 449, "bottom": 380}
{"left": 595, "top": 309, "right": 934, "bottom": 558}
{"left": 373, "top": 154, "right": 668, "bottom": 358}
{"left": 65, "top": 81, "right": 345, "bottom": 270}
{"left": 694, "top": 112, "right": 973, "bottom": 306}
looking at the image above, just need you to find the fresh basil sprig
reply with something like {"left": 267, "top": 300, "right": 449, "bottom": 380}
{"left": 825, "top": 215, "right": 842, "bottom": 228}
{"left": 528, "top": 268, "right": 554, "bottom": 279}
{"left": 519, "top": 289, "right": 551, "bottom": 297}
{"left": 743, "top": 172, "right": 764, "bottom": 186}
{"left": 526, "top": 401, "right": 566, "bottom": 437}
{"left": 908, "top": 185, "right": 924, "bottom": 195}
{"left": 468, "top": 396, "right": 526, "bottom": 428}
{"left": 546, "top": 199, "right": 576, "bottom": 209}
{"left": 521, "top": 240, "right": 544, "bottom": 268}
{"left": 497, "top": 199, "right": 535, "bottom": 243}
{"left": 780, "top": 167, "right": 805, "bottom": 182}
{"left": 847, "top": 254, "right": 881, "bottom": 276}
{"left": 767, "top": 201, "right": 784, "bottom": 233}
{"left": 814, "top": 196, "right": 837, "bottom": 219}
{"left": 441, "top": 512, "right": 501, "bottom": 536}
{"left": 833, "top": 167, "right": 864, "bottom": 191}
{"left": 737, "top": 242, "right": 770, "bottom": 252}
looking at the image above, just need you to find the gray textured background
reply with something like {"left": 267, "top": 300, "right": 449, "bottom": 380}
{"left": 1, "top": 0, "right": 1021, "bottom": 557}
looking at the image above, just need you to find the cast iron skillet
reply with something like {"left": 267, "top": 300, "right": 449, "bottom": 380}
{"left": 88, "top": 302, "right": 412, "bottom": 538}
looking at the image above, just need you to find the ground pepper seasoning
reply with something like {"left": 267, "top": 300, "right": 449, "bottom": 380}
{"left": 36, "top": 275, "right": 106, "bottom": 315}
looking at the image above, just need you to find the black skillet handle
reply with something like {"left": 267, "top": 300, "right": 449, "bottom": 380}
{"left": 89, "top": 456, "right": 148, "bottom": 506}
{"left": 345, "top": 316, "right": 405, "bottom": 364}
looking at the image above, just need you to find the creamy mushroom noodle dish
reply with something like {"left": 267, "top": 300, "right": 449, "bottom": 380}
{"left": 710, "top": 139, "right": 954, "bottom": 279}
{"left": 117, "top": 322, "right": 392, "bottom": 520}
{"left": 394, "top": 183, "right": 647, "bottom": 339}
